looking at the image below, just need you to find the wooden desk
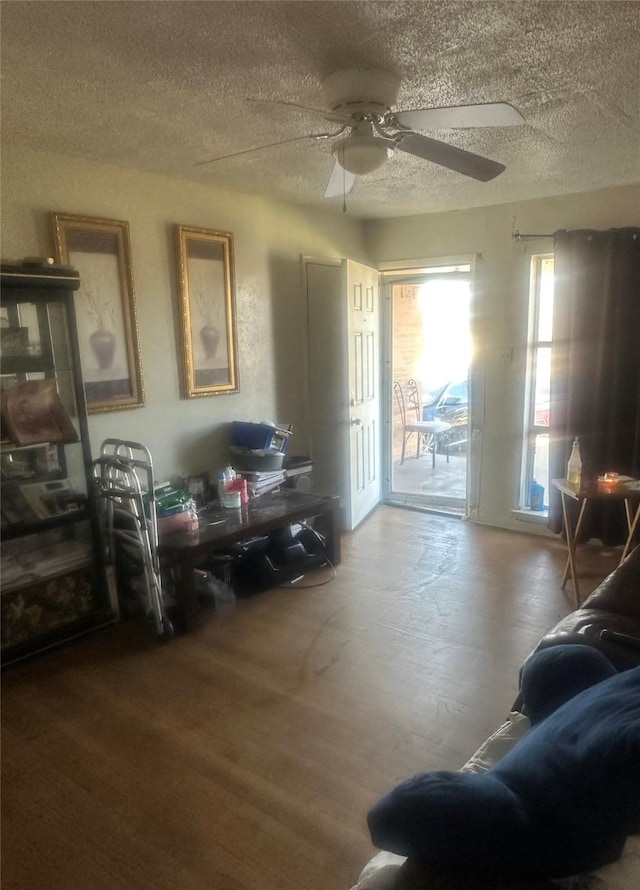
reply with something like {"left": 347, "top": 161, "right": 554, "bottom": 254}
{"left": 159, "top": 489, "right": 341, "bottom": 628}
{"left": 552, "top": 477, "right": 640, "bottom": 605}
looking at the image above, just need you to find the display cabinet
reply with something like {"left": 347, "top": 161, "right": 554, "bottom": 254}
{"left": 1, "top": 260, "right": 114, "bottom": 667}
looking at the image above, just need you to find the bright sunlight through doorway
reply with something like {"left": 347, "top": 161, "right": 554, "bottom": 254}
{"left": 388, "top": 263, "right": 472, "bottom": 515}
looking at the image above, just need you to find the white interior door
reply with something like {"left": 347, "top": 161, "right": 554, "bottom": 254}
{"left": 343, "top": 258, "right": 380, "bottom": 529}
{"left": 306, "top": 260, "right": 346, "bottom": 507}
{"left": 305, "top": 257, "right": 380, "bottom": 531}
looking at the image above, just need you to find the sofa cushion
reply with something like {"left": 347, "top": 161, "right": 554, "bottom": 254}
{"left": 368, "top": 660, "right": 640, "bottom": 881}
{"left": 533, "top": 612, "right": 640, "bottom": 673}
{"left": 581, "top": 545, "right": 640, "bottom": 619}
{"left": 519, "top": 644, "right": 617, "bottom": 725}
{"left": 513, "top": 546, "right": 640, "bottom": 712}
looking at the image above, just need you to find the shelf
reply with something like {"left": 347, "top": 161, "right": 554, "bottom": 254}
{"left": 2, "top": 545, "right": 93, "bottom": 594}
{"left": 1, "top": 439, "right": 56, "bottom": 453}
{"left": 0, "top": 356, "right": 55, "bottom": 376}
{"left": 1, "top": 437, "right": 80, "bottom": 453}
{"left": 1, "top": 508, "right": 89, "bottom": 541}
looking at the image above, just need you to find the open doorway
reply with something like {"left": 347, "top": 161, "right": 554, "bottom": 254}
{"left": 384, "top": 262, "right": 473, "bottom": 515}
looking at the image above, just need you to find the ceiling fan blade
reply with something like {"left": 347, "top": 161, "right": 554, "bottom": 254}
{"left": 324, "top": 160, "right": 357, "bottom": 198}
{"left": 195, "top": 133, "right": 332, "bottom": 167}
{"left": 397, "top": 132, "right": 505, "bottom": 181}
{"left": 393, "top": 102, "right": 524, "bottom": 131}
{"left": 247, "top": 97, "right": 347, "bottom": 124}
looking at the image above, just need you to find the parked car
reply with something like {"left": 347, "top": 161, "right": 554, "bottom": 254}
{"left": 422, "top": 379, "right": 469, "bottom": 451}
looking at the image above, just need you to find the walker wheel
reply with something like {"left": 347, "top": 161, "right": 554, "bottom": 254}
{"left": 160, "top": 616, "right": 175, "bottom": 641}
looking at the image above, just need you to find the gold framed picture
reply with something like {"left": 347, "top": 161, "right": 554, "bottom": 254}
{"left": 51, "top": 213, "right": 145, "bottom": 413}
{"left": 175, "top": 225, "right": 239, "bottom": 398}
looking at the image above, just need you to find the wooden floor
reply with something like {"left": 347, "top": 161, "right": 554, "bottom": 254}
{"left": 1, "top": 507, "right": 620, "bottom": 890}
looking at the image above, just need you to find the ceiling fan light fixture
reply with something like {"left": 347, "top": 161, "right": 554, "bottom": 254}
{"left": 331, "top": 133, "right": 392, "bottom": 175}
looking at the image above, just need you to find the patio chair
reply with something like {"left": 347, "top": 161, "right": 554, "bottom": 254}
{"left": 394, "top": 379, "right": 451, "bottom": 467}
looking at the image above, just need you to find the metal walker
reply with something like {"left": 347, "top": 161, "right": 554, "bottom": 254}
{"left": 92, "top": 439, "right": 174, "bottom": 639}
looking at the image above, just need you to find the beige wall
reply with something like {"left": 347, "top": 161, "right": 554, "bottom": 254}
{"left": 365, "top": 185, "right": 640, "bottom": 531}
{"left": 1, "top": 146, "right": 369, "bottom": 483}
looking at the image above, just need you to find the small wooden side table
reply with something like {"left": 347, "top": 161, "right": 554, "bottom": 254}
{"left": 552, "top": 478, "right": 640, "bottom": 606}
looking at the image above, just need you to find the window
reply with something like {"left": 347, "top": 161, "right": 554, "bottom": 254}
{"left": 523, "top": 255, "right": 554, "bottom": 512}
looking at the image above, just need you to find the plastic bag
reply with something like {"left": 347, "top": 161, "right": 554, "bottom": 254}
{"left": 193, "top": 569, "right": 236, "bottom": 610}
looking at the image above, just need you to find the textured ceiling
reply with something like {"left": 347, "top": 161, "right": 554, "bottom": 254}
{"left": 2, "top": 1, "right": 640, "bottom": 219}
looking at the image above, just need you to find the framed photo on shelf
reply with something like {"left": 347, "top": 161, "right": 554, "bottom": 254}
{"left": 51, "top": 213, "right": 145, "bottom": 413}
{"left": 1, "top": 379, "right": 78, "bottom": 446}
{"left": 175, "top": 225, "right": 239, "bottom": 398}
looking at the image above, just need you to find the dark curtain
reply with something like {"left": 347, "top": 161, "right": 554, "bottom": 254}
{"left": 548, "top": 227, "right": 640, "bottom": 545}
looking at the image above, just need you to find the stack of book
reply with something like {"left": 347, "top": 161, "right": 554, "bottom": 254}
{"left": 240, "top": 469, "right": 286, "bottom": 498}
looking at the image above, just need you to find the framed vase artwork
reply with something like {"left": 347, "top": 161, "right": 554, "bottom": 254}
{"left": 51, "top": 213, "right": 145, "bottom": 413}
{"left": 175, "top": 225, "right": 239, "bottom": 398}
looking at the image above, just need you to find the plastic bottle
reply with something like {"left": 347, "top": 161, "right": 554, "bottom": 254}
{"left": 530, "top": 479, "right": 544, "bottom": 511}
{"left": 217, "top": 466, "right": 236, "bottom": 495}
{"left": 567, "top": 438, "right": 582, "bottom": 488}
{"left": 218, "top": 466, "right": 242, "bottom": 508}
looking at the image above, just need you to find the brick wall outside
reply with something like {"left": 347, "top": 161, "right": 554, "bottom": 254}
{"left": 392, "top": 284, "right": 424, "bottom": 462}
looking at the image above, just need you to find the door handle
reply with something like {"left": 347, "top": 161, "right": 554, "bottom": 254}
{"left": 350, "top": 418, "right": 362, "bottom": 426}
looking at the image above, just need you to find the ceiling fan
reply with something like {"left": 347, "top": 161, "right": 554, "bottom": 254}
{"left": 197, "top": 69, "right": 525, "bottom": 199}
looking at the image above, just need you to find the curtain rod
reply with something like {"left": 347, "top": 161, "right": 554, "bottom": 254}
{"left": 511, "top": 230, "right": 554, "bottom": 241}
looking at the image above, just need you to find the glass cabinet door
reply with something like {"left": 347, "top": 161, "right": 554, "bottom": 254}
{"left": 1, "top": 266, "right": 113, "bottom": 665}
{"left": 1, "top": 297, "right": 87, "bottom": 528}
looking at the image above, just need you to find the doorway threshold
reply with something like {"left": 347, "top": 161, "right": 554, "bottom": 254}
{"left": 385, "top": 498, "right": 464, "bottom": 519}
